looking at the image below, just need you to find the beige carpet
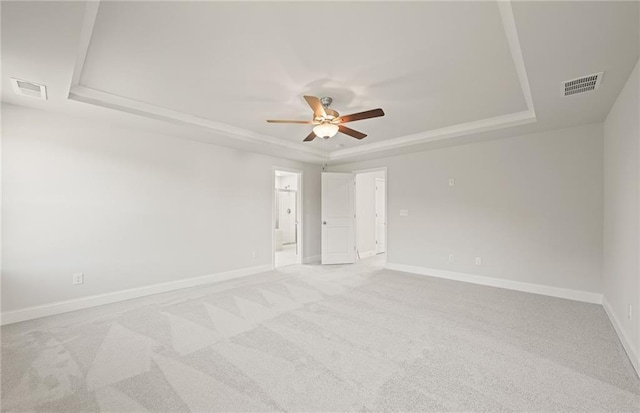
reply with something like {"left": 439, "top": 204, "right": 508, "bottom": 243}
{"left": 2, "top": 255, "right": 639, "bottom": 412}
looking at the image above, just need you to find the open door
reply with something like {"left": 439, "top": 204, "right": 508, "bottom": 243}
{"left": 321, "top": 172, "right": 356, "bottom": 264}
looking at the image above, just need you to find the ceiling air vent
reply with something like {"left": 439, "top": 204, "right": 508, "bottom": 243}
{"left": 562, "top": 72, "right": 603, "bottom": 97}
{"left": 10, "top": 78, "right": 47, "bottom": 100}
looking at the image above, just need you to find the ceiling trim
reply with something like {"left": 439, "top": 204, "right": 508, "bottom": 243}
{"left": 69, "top": 1, "right": 100, "bottom": 90}
{"left": 329, "top": 110, "right": 536, "bottom": 161}
{"left": 497, "top": 0, "right": 535, "bottom": 113}
{"left": 67, "top": 0, "right": 536, "bottom": 164}
{"left": 68, "top": 85, "right": 328, "bottom": 159}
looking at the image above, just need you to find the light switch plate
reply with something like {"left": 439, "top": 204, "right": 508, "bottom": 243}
{"left": 399, "top": 209, "right": 409, "bottom": 217}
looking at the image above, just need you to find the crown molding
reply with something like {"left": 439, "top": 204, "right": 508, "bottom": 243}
{"left": 67, "top": 0, "right": 535, "bottom": 164}
{"left": 497, "top": 0, "right": 535, "bottom": 114}
{"left": 328, "top": 109, "right": 536, "bottom": 161}
{"left": 69, "top": 1, "right": 100, "bottom": 90}
{"left": 68, "top": 85, "right": 328, "bottom": 159}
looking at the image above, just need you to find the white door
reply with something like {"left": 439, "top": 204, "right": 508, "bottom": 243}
{"left": 322, "top": 172, "right": 356, "bottom": 264}
{"left": 375, "top": 178, "right": 386, "bottom": 254}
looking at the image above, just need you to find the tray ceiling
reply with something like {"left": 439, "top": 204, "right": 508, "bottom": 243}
{"left": 76, "top": 1, "right": 529, "bottom": 154}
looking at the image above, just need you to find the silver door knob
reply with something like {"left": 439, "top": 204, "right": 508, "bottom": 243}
{"left": 323, "top": 221, "right": 327, "bottom": 225}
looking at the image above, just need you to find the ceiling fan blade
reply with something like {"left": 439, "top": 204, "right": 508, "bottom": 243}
{"left": 266, "top": 119, "right": 315, "bottom": 124}
{"left": 303, "top": 95, "right": 327, "bottom": 118}
{"left": 338, "top": 108, "right": 385, "bottom": 123}
{"left": 338, "top": 125, "right": 367, "bottom": 140}
{"left": 303, "top": 131, "right": 317, "bottom": 142}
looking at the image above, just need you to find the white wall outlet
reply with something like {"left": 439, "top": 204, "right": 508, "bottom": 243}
{"left": 629, "top": 305, "right": 633, "bottom": 320}
{"left": 252, "top": 251, "right": 258, "bottom": 259}
{"left": 399, "top": 209, "right": 409, "bottom": 217}
{"left": 448, "top": 254, "right": 455, "bottom": 263}
{"left": 475, "top": 257, "right": 482, "bottom": 265}
{"left": 449, "top": 178, "right": 455, "bottom": 187}
{"left": 72, "top": 273, "right": 84, "bottom": 285}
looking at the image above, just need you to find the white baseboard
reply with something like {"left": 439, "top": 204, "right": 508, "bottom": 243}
{"left": 303, "top": 255, "right": 321, "bottom": 264}
{"left": 602, "top": 297, "right": 640, "bottom": 376}
{"left": 358, "top": 250, "right": 377, "bottom": 259}
{"left": 385, "top": 262, "right": 603, "bottom": 304}
{"left": 0, "top": 264, "right": 273, "bottom": 326}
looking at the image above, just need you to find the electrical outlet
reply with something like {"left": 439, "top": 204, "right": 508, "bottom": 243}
{"left": 449, "top": 178, "right": 455, "bottom": 187}
{"left": 72, "top": 273, "right": 84, "bottom": 285}
{"left": 448, "top": 254, "right": 455, "bottom": 263}
{"left": 475, "top": 257, "right": 482, "bottom": 265}
{"left": 252, "top": 251, "right": 258, "bottom": 259}
{"left": 629, "top": 305, "right": 633, "bottom": 320}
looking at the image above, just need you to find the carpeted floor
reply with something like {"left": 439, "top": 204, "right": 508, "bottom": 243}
{"left": 2, "top": 255, "right": 639, "bottom": 412}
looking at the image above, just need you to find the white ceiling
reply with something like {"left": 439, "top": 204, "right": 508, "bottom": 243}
{"left": 1, "top": 1, "right": 638, "bottom": 164}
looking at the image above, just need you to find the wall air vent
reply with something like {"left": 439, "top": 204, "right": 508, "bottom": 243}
{"left": 562, "top": 72, "right": 603, "bottom": 97}
{"left": 10, "top": 78, "right": 47, "bottom": 100}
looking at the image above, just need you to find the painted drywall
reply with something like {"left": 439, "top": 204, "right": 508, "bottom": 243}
{"left": 1, "top": 103, "right": 321, "bottom": 312}
{"left": 330, "top": 123, "right": 604, "bottom": 295}
{"left": 603, "top": 57, "right": 640, "bottom": 361}
{"left": 355, "top": 171, "right": 385, "bottom": 257}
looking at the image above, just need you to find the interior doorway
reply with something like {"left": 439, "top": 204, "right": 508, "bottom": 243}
{"left": 354, "top": 168, "right": 387, "bottom": 262}
{"left": 273, "top": 168, "right": 302, "bottom": 268}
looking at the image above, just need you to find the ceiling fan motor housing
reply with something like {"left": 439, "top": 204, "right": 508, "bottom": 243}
{"left": 322, "top": 109, "right": 339, "bottom": 121}
{"left": 317, "top": 97, "right": 339, "bottom": 121}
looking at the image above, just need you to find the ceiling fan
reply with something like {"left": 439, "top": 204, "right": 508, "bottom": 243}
{"left": 267, "top": 96, "right": 385, "bottom": 142}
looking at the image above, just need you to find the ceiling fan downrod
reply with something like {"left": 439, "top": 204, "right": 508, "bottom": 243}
{"left": 320, "top": 97, "right": 333, "bottom": 108}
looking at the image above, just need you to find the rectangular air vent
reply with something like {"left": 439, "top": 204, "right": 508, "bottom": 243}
{"left": 562, "top": 72, "right": 603, "bottom": 97}
{"left": 10, "top": 78, "right": 47, "bottom": 100}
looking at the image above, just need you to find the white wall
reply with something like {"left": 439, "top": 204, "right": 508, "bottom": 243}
{"left": 603, "top": 57, "right": 640, "bottom": 368}
{"left": 330, "top": 123, "right": 604, "bottom": 296}
{"left": 1, "top": 103, "right": 321, "bottom": 313}
{"left": 356, "top": 171, "right": 384, "bottom": 257}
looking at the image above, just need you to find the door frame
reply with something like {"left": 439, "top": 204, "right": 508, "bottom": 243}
{"left": 353, "top": 167, "right": 387, "bottom": 261}
{"left": 375, "top": 177, "right": 386, "bottom": 254}
{"left": 272, "top": 167, "right": 303, "bottom": 268}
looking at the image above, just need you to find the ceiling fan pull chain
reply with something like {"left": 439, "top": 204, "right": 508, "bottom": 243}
{"left": 322, "top": 138, "right": 328, "bottom": 171}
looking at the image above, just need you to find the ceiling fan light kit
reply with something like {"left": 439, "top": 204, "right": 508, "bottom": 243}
{"left": 267, "top": 95, "right": 385, "bottom": 142}
{"left": 313, "top": 123, "right": 339, "bottom": 139}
